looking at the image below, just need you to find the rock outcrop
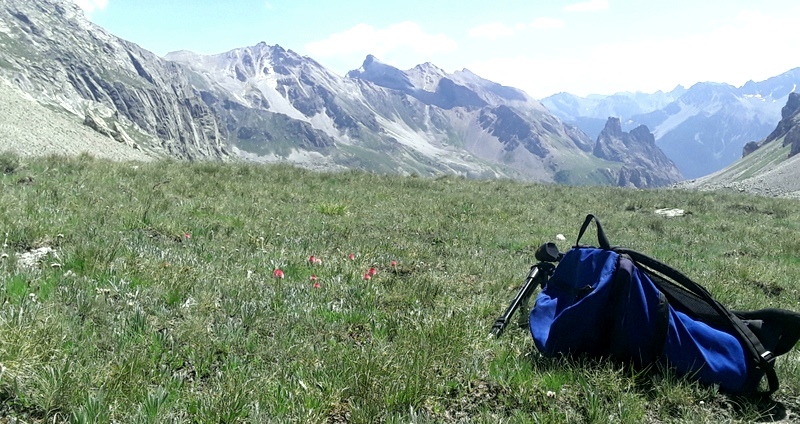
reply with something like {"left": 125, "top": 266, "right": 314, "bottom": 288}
{"left": 594, "top": 118, "right": 683, "bottom": 187}
{"left": 0, "top": 0, "right": 228, "bottom": 160}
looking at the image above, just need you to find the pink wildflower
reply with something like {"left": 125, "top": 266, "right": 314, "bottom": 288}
{"left": 310, "top": 275, "right": 318, "bottom": 282}
{"left": 348, "top": 253, "right": 355, "bottom": 260}
{"left": 313, "top": 282, "right": 321, "bottom": 289}
{"left": 368, "top": 267, "right": 378, "bottom": 276}
{"left": 363, "top": 273, "right": 371, "bottom": 281}
{"left": 273, "top": 269, "right": 285, "bottom": 279}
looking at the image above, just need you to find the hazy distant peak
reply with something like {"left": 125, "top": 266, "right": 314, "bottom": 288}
{"left": 163, "top": 50, "right": 199, "bottom": 61}
{"left": 411, "top": 61, "right": 446, "bottom": 74}
{"left": 347, "top": 55, "right": 413, "bottom": 92}
{"left": 602, "top": 116, "right": 623, "bottom": 135}
{"left": 457, "top": 68, "right": 478, "bottom": 77}
{"left": 361, "top": 54, "right": 383, "bottom": 68}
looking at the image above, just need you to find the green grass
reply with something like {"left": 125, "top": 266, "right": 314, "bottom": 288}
{"left": 709, "top": 139, "right": 791, "bottom": 183}
{"left": 1, "top": 153, "right": 800, "bottom": 422}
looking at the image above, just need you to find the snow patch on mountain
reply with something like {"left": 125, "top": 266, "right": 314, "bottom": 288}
{"left": 406, "top": 62, "right": 447, "bottom": 92}
{"left": 652, "top": 103, "right": 701, "bottom": 138}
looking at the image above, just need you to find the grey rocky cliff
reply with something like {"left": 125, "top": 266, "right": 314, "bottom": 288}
{"left": 768, "top": 92, "right": 800, "bottom": 157}
{"left": 594, "top": 117, "right": 683, "bottom": 187}
{"left": 747, "top": 92, "right": 800, "bottom": 158}
{"left": 0, "top": 0, "right": 228, "bottom": 160}
{"left": 83, "top": 110, "right": 139, "bottom": 149}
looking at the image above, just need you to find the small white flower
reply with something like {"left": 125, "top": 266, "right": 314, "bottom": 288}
{"left": 556, "top": 234, "right": 566, "bottom": 241}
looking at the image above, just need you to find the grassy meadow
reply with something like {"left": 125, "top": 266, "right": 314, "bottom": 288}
{"left": 1, "top": 152, "right": 800, "bottom": 423}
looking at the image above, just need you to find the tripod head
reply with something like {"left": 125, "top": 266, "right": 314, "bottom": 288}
{"left": 535, "top": 242, "right": 563, "bottom": 263}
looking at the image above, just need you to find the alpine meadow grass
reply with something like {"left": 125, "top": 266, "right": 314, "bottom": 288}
{"left": 1, "top": 154, "right": 799, "bottom": 423}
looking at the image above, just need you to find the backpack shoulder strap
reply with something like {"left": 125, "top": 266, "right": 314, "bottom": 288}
{"left": 576, "top": 214, "right": 611, "bottom": 249}
{"left": 615, "top": 247, "right": 779, "bottom": 395}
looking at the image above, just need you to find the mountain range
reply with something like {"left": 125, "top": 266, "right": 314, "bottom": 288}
{"left": 542, "top": 70, "right": 800, "bottom": 179}
{"left": 681, "top": 92, "right": 800, "bottom": 198}
{"left": 0, "top": 0, "right": 682, "bottom": 188}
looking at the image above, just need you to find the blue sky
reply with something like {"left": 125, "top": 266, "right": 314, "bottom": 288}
{"left": 75, "top": 0, "right": 800, "bottom": 98}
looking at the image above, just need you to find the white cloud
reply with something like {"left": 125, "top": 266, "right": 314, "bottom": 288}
{"left": 530, "top": 17, "right": 565, "bottom": 29}
{"left": 72, "top": 0, "right": 108, "bottom": 13}
{"left": 564, "top": 0, "right": 609, "bottom": 12}
{"left": 469, "top": 23, "right": 516, "bottom": 40}
{"left": 467, "top": 7, "right": 800, "bottom": 99}
{"left": 305, "top": 22, "right": 457, "bottom": 59}
{"left": 469, "top": 18, "right": 563, "bottom": 40}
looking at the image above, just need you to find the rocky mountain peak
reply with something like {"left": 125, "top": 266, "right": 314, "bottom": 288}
{"left": 756, "top": 92, "right": 800, "bottom": 155}
{"left": 362, "top": 54, "right": 379, "bottom": 67}
{"left": 763, "top": 92, "right": 800, "bottom": 157}
{"left": 781, "top": 92, "right": 800, "bottom": 120}
{"left": 600, "top": 116, "right": 624, "bottom": 138}
{"left": 347, "top": 55, "right": 413, "bottom": 92}
{"left": 406, "top": 62, "right": 447, "bottom": 92}
{"left": 413, "top": 61, "right": 445, "bottom": 74}
{"left": 629, "top": 124, "right": 656, "bottom": 144}
{"left": 594, "top": 117, "right": 682, "bottom": 187}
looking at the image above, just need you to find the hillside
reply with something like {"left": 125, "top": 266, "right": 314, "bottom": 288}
{"left": 681, "top": 93, "right": 800, "bottom": 198}
{"left": 0, "top": 80, "right": 153, "bottom": 161}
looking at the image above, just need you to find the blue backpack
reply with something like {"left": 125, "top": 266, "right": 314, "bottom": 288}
{"left": 529, "top": 215, "right": 800, "bottom": 396}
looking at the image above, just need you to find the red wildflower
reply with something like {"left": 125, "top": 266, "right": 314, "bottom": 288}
{"left": 363, "top": 273, "right": 371, "bottom": 281}
{"left": 313, "top": 282, "right": 321, "bottom": 289}
{"left": 391, "top": 260, "right": 397, "bottom": 267}
{"left": 273, "top": 269, "right": 285, "bottom": 279}
{"left": 348, "top": 253, "right": 355, "bottom": 260}
{"left": 310, "top": 275, "right": 318, "bottom": 282}
{"left": 368, "top": 267, "right": 378, "bottom": 276}
{"left": 309, "top": 255, "right": 316, "bottom": 264}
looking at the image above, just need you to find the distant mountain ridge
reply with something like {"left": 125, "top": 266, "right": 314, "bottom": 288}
{"left": 680, "top": 93, "right": 800, "bottom": 198}
{"left": 0, "top": 0, "right": 682, "bottom": 188}
{"left": 543, "top": 70, "right": 800, "bottom": 179}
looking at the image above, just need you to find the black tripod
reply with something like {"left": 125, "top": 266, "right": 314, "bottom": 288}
{"left": 490, "top": 243, "right": 562, "bottom": 338}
